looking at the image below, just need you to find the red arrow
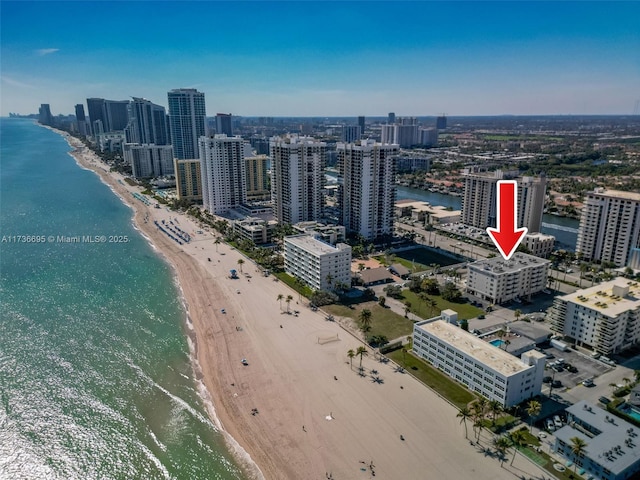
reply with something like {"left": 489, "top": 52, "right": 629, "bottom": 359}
{"left": 486, "top": 180, "right": 528, "bottom": 260}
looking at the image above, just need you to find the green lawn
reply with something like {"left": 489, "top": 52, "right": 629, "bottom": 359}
{"left": 401, "top": 290, "right": 484, "bottom": 320}
{"left": 324, "top": 302, "right": 414, "bottom": 340}
{"left": 386, "top": 349, "right": 476, "bottom": 409}
{"left": 273, "top": 272, "right": 314, "bottom": 298}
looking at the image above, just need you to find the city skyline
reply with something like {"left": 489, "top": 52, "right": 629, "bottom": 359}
{"left": 1, "top": 1, "right": 639, "bottom": 117}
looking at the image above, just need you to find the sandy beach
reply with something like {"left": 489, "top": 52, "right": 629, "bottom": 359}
{"left": 58, "top": 130, "right": 550, "bottom": 480}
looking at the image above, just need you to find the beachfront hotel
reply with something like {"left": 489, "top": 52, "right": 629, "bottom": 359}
{"left": 270, "top": 135, "right": 326, "bottom": 225}
{"left": 576, "top": 189, "right": 640, "bottom": 268}
{"left": 125, "top": 97, "right": 170, "bottom": 146}
{"left": 283, "top": 234, "right": 351, "bottom": 292}
{"left": 174, "top": 159, "right": 202, "bottom": 202}
{"left": 413, "top": 311, "right": 546, "bottom": 407}
{"left": 123, "top": 144, "right": 174, "bottom": 179}
{"left": 337, "top": 140, "right": 398, "bottom": 241}
{"left": 466, "top": 253, "right": 550, "bottom": 304}
{"left": 167, "top": 88, "right": 206, "bottom": 160}
{"left": 553, "top": 400, "right": 640, "bottom": 480}
{"left": 548, "top": 279, "right": 640, "bottom": 355}
{"left": 199, "top": 135, "right": 246, "bottom": 215}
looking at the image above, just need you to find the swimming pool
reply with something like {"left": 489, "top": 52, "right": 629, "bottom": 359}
{"left": 490, "top": 339, "right": 505, "bottom": 347}
{"left": 617, "top": 403, "right": 640, "bottom": 422}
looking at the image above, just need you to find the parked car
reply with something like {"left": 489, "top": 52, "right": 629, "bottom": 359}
{"left": 543, "top": 376, "right": 553, "bottom": 384}
{"left": 566, "top": 365, "right": 578, "bottom": 373}
{"left": 582, "top": 378, "right": 594, "bottom": 387}
{"left": 553, "top": 416, "right": 563, "bottom": 428}
{"left": 546, "top": 419, "right": 556, "bottom": 432}
{"left": 552, "top": 380, "right": 563, "bottom": 388}
{"left": 599, "top": 396, "right": 611, "bottom": 405}
{"left": 477, "top": 314, "right": 485, "bottom": 320}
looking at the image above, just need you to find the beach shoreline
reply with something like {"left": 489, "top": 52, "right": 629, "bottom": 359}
{"left": 49, "top": 126, "right": 548, "bottom": 480}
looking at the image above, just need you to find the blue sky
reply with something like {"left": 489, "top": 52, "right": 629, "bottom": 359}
{"left": 1, "top": 1, "right": 638, "bottom": 116}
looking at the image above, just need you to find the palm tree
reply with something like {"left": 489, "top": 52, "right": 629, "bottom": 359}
{"left": 277, "top": 294, "right": 284, "bottom": 310}
{"left": 488, "top": 400, "right": 502, "bottom": 426}
{"left": 237, "top": 258, "right": 245, "bottom": 273}
{"left": 526, "top": 400, "right": 541, "bottom": 433}
{"left": 325, "top": 273, "right": 334, "bottom": 290}
{"left": 426, "top": 297, "right": 438, "bottom": 316}
{"left": 404, "top": 301, "right": 412, "bottom": 318}
{"left": 623, "top": 377, "right": 631, "bottom": 388}
{"left": 634, "top": 369, "right": 640, "bottom": 384}
{"left": 509, "top": 429, "right": 527, "bottom": 465}
{"left": 347, "top": 349, "right": 355, "bottom": 370}
{"left": 358, "top": 309, "right": 372, "bottom": 334}
{"left": 514, "top": 309, "right": 522, "bottom": 322}
{"left": 356, "top": 346, "right": 368, "bottom": 367}
{"left": 457, "top": 406, "right": 472, "bottom": 439}
{"left": 493, "top": 436, "right": 511, "bottom": 467}
{"left": 285, "top": 295, "right": 293, "bottom": 313}
{"left": 214, "top": 237, "right": 221, "bottom": 252}
{"left": 503, "top": 339, "right": 511, "bottom": 351}
{"left": 569, "top": 437, "right": 588, "bottom": 475}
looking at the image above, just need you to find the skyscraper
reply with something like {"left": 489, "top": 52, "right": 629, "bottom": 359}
{"left": 167, "top": 89, "right": 206, "bottom": 160}
{"left": 388, "top": 112, "right": 396, "bottom": 124}
{"left": 380, "top": 124, "right": 397, "bottom": 144}
{"left": 358, "top": 116, "right": 366, "bottom": 136}
{"left": 174, "top": 159, "right": 203, "bottom": 203}
{"left": 576, "top": 189, "right": 640, "bottom": 267}
{"left": 270, "top": 135, "right": 326, "bottom": 225}
{"left": 436, "top": 115, "right": 447, "bottom": 130}
{"left": 342, "top": 125, "right": 361, "bottom": 143}
{"left": 126, "top": 97, "right": 169, "bottom": 145}
{"left": 38, "top": 104, "right": 53, "bottom": 125}
{"left": 123, "top": 144, "right": 174, "bottom": 178}
{"left": 461, "top": 170, "right": 546, "bottom": 232}
{"left": 337, "top": 140, "right": 398, "bottom": 241}
{"left": 86, "top": 98, "right": 130, "bottom": 132}
{"left": 75, "top": 104, "right": 88, "bottom": 136}
{"left": 518, "top": 174, "right": 547, "bottom": 233}
{"left": 199, "top": 135, "right": 246, "bottom": 214}
{"left": 245, "top": 154, "right": 270, "bottom": 201}
{"left": 215, "top": 113, "right": 233, "bottom": 136}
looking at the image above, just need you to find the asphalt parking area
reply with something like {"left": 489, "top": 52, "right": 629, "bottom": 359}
{"left": 541, "top": 345, "right": 612, "bottom": 389}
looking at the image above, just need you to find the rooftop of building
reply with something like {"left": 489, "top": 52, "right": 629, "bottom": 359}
{"left": 469, "top": 252, "right": 550, "bottom": 274}
{"left": 559, "top": 278, "right": 640, "bottom": 318}
{"left": 554, "top": 400, "right": 640, "bottom": 475}
{"left": 525, "top": 232, "right": 555, "bottom": 241}
{"left": 587, "top": 188, "right": 640, "bottom": 202}
{"left": 416, "top": 319, "right": 533, "bottom": 376}
{"left": 394, "top": 200, "right": 461, "bottom": 215}
{"left": 284, "top": 234, "right": 348, "bottom": 256}
{"left": 359, "top": 267, "right": 393, "bottom": 285}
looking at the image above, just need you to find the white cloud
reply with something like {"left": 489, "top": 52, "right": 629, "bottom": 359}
{"left": 35, "top": 48, "right": 59, "bottom": 56}
{"left": 0, "top": 75, "right": 36, "bottom": 89}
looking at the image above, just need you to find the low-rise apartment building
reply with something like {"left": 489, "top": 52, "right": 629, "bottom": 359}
{"left": 554, "top": 400, "right": 640, "bottom": 480}
{"left": 548, "top": 279, "right": 640, "bottom": 355}
{"left": 522, "top": 232, "right": 555, "bottom": 259}
{"left": 292, "top": 222, "right": 346, "bottom": 245}
{"left": 413, "top": 311, "right": 546, "bottom": 407}
{"left": 284, "top": 234, "right": 352, "bottom": 291}
{"left": 466, "top": 253, "right": 550, "bottom": 304}
{"left": 232, "top": 217, "right": 278, "bottom": 245}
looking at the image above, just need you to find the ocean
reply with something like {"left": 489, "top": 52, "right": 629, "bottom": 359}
{"left": 0, "top": 119, "right": 246, "bottom": 479}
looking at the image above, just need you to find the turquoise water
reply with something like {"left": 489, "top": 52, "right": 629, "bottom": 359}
{"left": 0, "top": 119, "right": 246, "bottom": 479}
{"left": 489, "top": 339, "right": 505, "bottom": 347}
{"left": 618, "top": 403, "right": 640, "bottom": 422}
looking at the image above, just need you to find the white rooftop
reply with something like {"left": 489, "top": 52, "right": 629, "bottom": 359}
{"left": 469, "top": 252, "right": 550, "bottom": 274}
{"left": 561, "top": 279, "right": 640, "bottom": 318}
{"left": 417, "top": 320, "right": 532, "bottom": 376}
{"left": 589, "top": 189, "right": 640, "bottom": 202}
{"left": 285, "top": 234, "right": 344, "bottom": 256}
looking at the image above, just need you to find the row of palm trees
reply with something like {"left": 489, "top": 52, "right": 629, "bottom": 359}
{"left": 276, "top": 293, "right": 294, "bottom": 313}
{"left": 347, "top": 347, "right": 369, "bottom": 369}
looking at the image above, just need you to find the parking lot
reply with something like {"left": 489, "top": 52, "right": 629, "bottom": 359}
{"left": 540, "top": 344, "right": 613, "bottom": 390}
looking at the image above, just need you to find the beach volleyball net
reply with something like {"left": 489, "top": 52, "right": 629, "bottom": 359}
{"left": 317, "top": 334, "right": 340, "bottom": 345}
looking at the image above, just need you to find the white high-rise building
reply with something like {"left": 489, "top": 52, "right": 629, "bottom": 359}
{"left": 284, "top": 234, "right": 352, "bottom": 292}
{"left": 380, "top": 124, "right": 397, "bottom": 144}
{"left": 337, "top": 140, "right": 398, "bottom": 241}
{"left": 168, "top": 88, "right": 206, "bottom": 160}
{"left": 270, "top": 135, "right": 326, "bottom": 225}
{"left": 548, "top": 279, "right": 640, "bottom": 355}
{"left": 576, "top": 189, "right": 640, "bottom": 268}
{"left": 199, "top": 135, "right": 246, "bottom": 214}
{"left": 461, "top": 170, "right": 546, "bottom": 231}
{"left": 126, "top": 97, "right": 170, "bottom": 146}
{"left": 123, "top": 144, "right": 174, "bottom": 179}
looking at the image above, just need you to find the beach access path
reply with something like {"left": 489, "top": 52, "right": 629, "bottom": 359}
{"left": 62, "top": 132, "right": 550, "bottom": 480}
